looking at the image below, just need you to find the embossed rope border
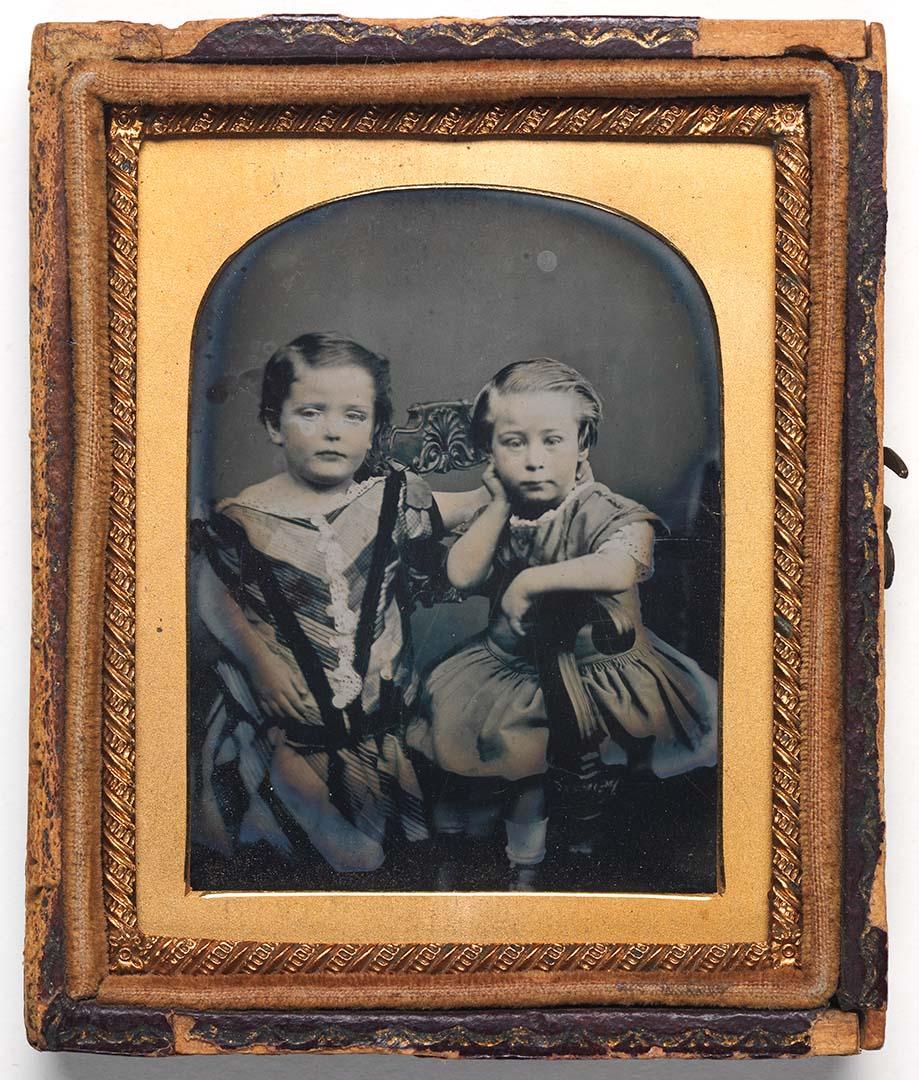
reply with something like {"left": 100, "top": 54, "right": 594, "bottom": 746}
{"left": 103, "top": 98, "right": 809, "bottom": 978}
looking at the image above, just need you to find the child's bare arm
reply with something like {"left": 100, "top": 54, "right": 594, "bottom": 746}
{"left": 446, "top": 500, "right": 508, "bottom": 589}
{"left": 431, "top": 486, "right": 491, "bottom": 532}
{"left": 196, "top": 559, "right": 310, "bottom": 720}
{"left": 197, "top": 559, "right": 266, "bottom": 668}
{"left": 517, "top": 549, "right": 641, "bottom": 598}
{"left": 445, "top": 466, "right": 509, "bottom": 590}
{"left": 500, "top": 529, "right": 648, "bottom": 636}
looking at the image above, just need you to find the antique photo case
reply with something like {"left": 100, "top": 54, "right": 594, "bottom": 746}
{"left": 28, "top": 15, "right": 888, "bottom": 1058}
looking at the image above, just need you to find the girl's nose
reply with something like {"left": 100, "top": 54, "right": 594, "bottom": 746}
{"left": 525, "top": 449, "right": 546, "bottom": 470}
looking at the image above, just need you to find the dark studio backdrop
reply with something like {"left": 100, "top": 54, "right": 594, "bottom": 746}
{"left": 188, "top": 187, "right": 722, "bottom": 892}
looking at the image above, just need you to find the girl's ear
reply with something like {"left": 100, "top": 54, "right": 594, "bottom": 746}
{"left": 265, "top": 419, "right": 284, "bottom": 446}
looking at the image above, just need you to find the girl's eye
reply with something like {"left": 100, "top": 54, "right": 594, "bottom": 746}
{"left": 502, "top": 439, "right": 523, "bottom": 450}
{"left": 345, "top": 412, "right": 368, "bottom": 423}
{"left": 545, "top": 436, "right": 563, "bottom": 447}
{"left": 299, "top": 408, "right": 321, "bottom": 420}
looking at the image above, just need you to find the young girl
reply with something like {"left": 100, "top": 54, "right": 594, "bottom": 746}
{"left": 408, "top": 358, "right": 718, "bottom": 887}
{"left": 193, "top": 333, "right": 485, "bottom": 873}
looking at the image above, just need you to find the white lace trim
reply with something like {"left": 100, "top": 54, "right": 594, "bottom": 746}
{"left": 596, "top": 521, "right": 655, "bottom": 582}
{"left": 221, "top": 473, "right": 386, "bottom": 520}
{"left": 508, "top": 480, "right": 592, "bottom": 530}
{"left": 312, "top": 474, "right": 386, "bottom": 519}
{"left": 311, "top": 515, "right": 360, "bottom": 708}
{"left": 309, "top": 475, "right": 387, "bottom": 709}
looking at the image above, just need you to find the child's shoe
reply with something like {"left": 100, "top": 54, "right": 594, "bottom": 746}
{"left": 508, "top": 863, "right": 541, "bottom": 891}
{"left": 567, "top": 835, "right": 595, "bottom": 857}
{"left": 504, "top": 817, "right": 548, "bottom": 891}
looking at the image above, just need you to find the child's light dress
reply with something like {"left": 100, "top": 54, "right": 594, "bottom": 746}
{"left": 407, "top": 481, "right": 718, "bottom": 782}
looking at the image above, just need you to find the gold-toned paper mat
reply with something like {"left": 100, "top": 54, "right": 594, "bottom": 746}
{"left": 135, "top": 136, "right": 775, "bottom": 943}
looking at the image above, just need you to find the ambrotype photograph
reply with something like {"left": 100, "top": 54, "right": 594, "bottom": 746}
{"left": 188, "top": 186, "right": 721, "bottom": 894}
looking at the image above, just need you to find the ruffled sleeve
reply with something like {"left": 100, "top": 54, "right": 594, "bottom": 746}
{"left": 190, "top": 510, "right": 247, "bottom": 598}
{"left": 448, "top": 499, "right": 491, "bottom": 537}
{"left": 400, "top": 469, "right": 446, "bottom": 542}
{"left": 595, "top": 521, "right": 655, "bottom": 582}
{"left": 566, "top": 487, "right": 659, "bottom": 582}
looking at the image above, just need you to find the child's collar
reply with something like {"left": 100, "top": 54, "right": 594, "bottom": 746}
{"left": 508, "top": 479, "right": 593, "bottom": 529}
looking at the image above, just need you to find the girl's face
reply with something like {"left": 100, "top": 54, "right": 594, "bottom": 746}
{"left": 267, "top": 361, "right": 375, "bottom": 491}
{"left": 489, "top": 391, "right": 587, "bottom": 511}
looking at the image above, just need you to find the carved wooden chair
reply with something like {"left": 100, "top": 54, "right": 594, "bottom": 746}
{"left": 386, "top": 400, "right": 481, "bottom": 609}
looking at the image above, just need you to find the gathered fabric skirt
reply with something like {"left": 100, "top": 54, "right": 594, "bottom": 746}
{"left": 407, "top": 630, "right": 718, "bottom": 782}
{"left": 194, "top": 663, "right": 429, "bottom": 871}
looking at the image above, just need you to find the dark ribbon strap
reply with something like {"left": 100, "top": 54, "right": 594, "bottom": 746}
{"left": 352, "top": 469, "right": 403, "bottom": 680}
{"left": 193, "top": 515, "right": 246, "bottom": 598}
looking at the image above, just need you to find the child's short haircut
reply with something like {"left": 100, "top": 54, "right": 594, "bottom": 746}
{"left": 259, "top": 333, "right": 393, "bottom": 466}
{"left": 470, "top": 358, "right": 604, "bottom": 453}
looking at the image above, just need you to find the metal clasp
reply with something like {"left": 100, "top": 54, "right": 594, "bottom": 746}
{"left": 884, "top": 447, "right": 909, "bottom": 588}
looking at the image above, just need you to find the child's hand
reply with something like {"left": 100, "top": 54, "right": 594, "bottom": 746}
{"left": 501, "top": 571, "right": 536, "bottom": 637}
{"left": 248, "top": 648, "right": 311, "bottom": 721}
{"left": 482, "top": 462, "right": 509, "bottom": 506}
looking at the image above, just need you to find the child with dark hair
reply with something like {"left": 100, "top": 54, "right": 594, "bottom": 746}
{"left": 193, "top": 333, "right": 486, "bottom": 872}
{"left": 408, "top": 358, "right": 718, "bottom": 888}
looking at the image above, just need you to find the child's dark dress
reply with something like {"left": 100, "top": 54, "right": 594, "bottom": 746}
{"left": 407, "top": 481, "right": 718, "bottom": 781}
